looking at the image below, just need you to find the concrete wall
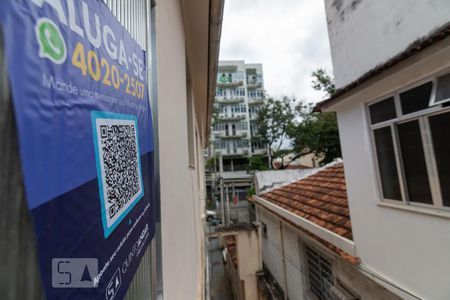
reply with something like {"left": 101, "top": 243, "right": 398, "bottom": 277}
{"left": 325, "top": 0, "right": 450, "bottom": 88}
{"left": 258, "top": 207, "right": 401, "bottom": 300}
{"left": 259, "top": 209, "right": 305, "bottom": 300}
{"left": 155, "top": 0, "right": 207, "bottom": 298}
{"left": 330, "top": 41, "right": 450, "bottom": 299}
{"left": 235, "top": 230, "right": 262, "bottom": 300}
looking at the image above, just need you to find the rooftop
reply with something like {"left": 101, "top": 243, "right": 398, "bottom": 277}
{"left": 251, "top": 162, "right": 359, "bottom": 264}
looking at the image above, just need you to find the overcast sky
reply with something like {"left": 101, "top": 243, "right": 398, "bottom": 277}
{"left": 219, "top": 0, "right": 333, "bottom": 103}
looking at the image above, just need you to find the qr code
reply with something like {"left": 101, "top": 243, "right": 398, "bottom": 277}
{"left": 92, "top": 112, "right": 144, "bottom": 237}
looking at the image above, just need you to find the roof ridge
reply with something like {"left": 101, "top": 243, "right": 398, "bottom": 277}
{"left": 260, "top": 159, "right": 344, "bottom": 195}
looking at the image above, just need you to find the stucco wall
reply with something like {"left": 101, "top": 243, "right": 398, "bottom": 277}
{"left": 259, "top": 209, "right": 305, "bottom": 300}
{"left": 259, "top": 207, "right": 402, "bottom": 299}
{"left": 325, "top": 0, "right": 450, "bottom": 88}
{"left": 156, "top": 0, "right": 205, "bottom": 298}
{"left": 332, "top": 42, "right": 450, "bottom": 299}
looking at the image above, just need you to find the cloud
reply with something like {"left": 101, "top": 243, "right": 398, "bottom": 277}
{"left": 219, "top": 0, "right": 333, "bottom": 103}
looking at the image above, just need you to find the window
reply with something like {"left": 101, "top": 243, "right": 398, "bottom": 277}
{"left": 305, "top": 247, "right": 333, "bottom": 300}
{"left": 431, "top": 73, "right": 450, "bottom": 106}
{"left": 369, "top": 72, "right": 450, "bottom": 210}
{"left": 373, "top": 127, "right": 401, "bottom": 200}
{"left": 429, "top": 112, "right": 450, "bottom": 206}
{"left": 400, "top": 82, "right": 433, "bottom": 114}
{"left": 304, "top": 246, "right": 359, "bottom": 300}
{"left": 369, "top": 97, "right": 396, "bottom": 124}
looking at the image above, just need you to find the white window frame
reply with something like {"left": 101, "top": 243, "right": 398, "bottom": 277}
{"left": 367, "top": 69, "right": 450, "bottom": 212}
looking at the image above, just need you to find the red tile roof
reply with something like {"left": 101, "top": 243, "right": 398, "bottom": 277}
{"left": 251, "top": 163, "right": 359, "bottom": 264}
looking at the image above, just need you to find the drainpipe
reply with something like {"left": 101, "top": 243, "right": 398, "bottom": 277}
{"left": 226, "top": 185, "right": 230, "bottom": 224}
{"left": 220, "top": 177, "right": 225, "bottom": 225}
{"left": 279, "top": 221, "right": 289, "bottom": 300}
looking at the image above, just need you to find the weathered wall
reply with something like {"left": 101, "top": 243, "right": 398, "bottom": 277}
{"left": 155, "top": 0, "right": 206, "bottom": 298}
{"left": 258, "top": 209, "right": 305, "bottom": 300}
{"left": 324, "top": 0, "right": 450, "bottom": 88}
{"left": 258, "top": 206, "right": 402, "bottom": 299}
{"left": 332, "top": 41, "right": 450, "bottom": 299}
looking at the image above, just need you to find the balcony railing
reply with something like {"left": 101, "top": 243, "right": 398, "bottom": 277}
{"left": 248, "top": 97, "right": 265, "bottom": 105}
{"left": 220, "top": 132, "right": 248, "bottom": 139}
{"left": 252, "top": 148, "right": 267, "bottom": 155}
{"left": 219, "top": 113, "right": 246, "bottom": 120}
{"left": 215, "top": 96, "right": 245, "bottom": 103}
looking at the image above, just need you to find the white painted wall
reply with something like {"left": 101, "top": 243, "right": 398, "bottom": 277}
{"left": 259, "top": 207, "right": 402, "bottom": 299}
{"left": 156, "top": 0, "right": 206, "bottom": 299}
{"left": 331, "top": 42, "right": 450, "bottom": 299}
{"left": 259, "top": 209, "right": 305, "bottom": 300}
{"left": 325, "top": 0, "right": 450, "bottom": 88}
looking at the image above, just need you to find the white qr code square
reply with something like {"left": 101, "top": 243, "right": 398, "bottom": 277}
{"left": 91, "top": 111, "right": 144, "bottom": 238}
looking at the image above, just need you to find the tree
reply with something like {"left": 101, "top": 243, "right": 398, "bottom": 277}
{"left": 311, "top": 68, "right": 336, "bottom": 97}
{"left": 247, "top": 155, "right": 269, "bottom": 171}
{"left": 288, "top": 102, "right": 341, "bottom": 165}
{"left": 256, "top": 97, "right": 295, "bottom": 169}
{"left": 288, "top": 69, "right": 341, "bottom": 165}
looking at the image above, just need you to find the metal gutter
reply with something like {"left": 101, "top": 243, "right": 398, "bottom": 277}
{"left": 205, "top": 0, "right": 224, "bottom": 148}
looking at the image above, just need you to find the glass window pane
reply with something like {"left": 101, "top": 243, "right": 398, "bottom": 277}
{"left": 397, "top": 120, "right": 433, "bottom": 204}
{"left": 369, "top": 97, "right": 396, "bottom": 124}
{"left": 435, "top": 73, "right": 450, "bottom": 105}
{"left": 400, "top": 82, "right": 433, "bottom": 115}
{"left": 373, "top": 127, "right": 402, "bottom": 200}
{"left": 429, "top": 112, "right": 450, "bottom": 207}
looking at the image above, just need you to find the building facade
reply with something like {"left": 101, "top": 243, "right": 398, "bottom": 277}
{"left": 207, "top": 60, "right": 268, "bottom": 222}
{"left": 317, "top": 1, "right": 450, "bottom": 299}
{"left": 0, "top": 1, "right": 224, "bottom": 299}
{"left": 252, "top": 163, "right": 400, "bottom": 300}
{"left": 212, "top": 60, "right": 268, "bottom": 172}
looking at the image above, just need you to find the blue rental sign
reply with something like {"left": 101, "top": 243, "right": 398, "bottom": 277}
{"left": 0, "top": 1, "right": 155, "bottom": 299}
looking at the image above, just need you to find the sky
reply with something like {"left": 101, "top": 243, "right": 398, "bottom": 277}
{"left": 219, "top": 0, "right": 333, "bottom": 103}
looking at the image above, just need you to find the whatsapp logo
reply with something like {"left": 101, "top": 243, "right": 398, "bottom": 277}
{"left": 35, "top": 18, "right": 67, "bottom": 64}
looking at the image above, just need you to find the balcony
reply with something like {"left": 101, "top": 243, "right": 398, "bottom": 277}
{"left": 219, "top": 113, "right": 246, "bottom": 121}
{"left": 215, "top": 96, "right": 245, "bottom": 104}
{"left": 248, "top": 97, "right": 265, "bottom": 105}
{"left": 252, "top": 148, "right": 268, "bottom": 155}
{"left": 217, "top": 80, "right": 244, "bottom": 87}
{"left": 249, "top": 114, "right": 259, "bottom": 120}
{"left": 220, "top": 132, "right": 248, "bottom": 139}
{"left": 220, "top": 148, "right": 250, "bottom": 156}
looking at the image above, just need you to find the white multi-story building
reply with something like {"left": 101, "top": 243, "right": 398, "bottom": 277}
{"left": 207, "top": 61, "right": 268, "bottom": 215}
{"left": 211, "top": 60, "right": 268, "bottom": 171}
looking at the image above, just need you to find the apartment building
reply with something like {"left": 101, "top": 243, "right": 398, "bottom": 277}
{"left": 212, "top": 60, "right": 268, "bottom": 166}
{"left": 315, "top": 1, "right": 450, "bottom": 299}
{"left": 207, "top": 61, "right": 268, "bottom": 220}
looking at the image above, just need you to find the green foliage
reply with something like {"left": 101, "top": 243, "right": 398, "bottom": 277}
{"left": 288, "top": 102, "right": 341, "bottom": 165}
{"left": 287, "top": 69, "right": 341, "bottom": 165}
{"left": 247, "top": 187, "right": 256, "bottom": 196}
{"left": 256, "top": 97, "right": 295, "bottom": 168}
{"left": 247, "top": 155, "right": 269, "bottom": 171}
{"left": 311, "top": 68, "right": 336, "bottom": 97}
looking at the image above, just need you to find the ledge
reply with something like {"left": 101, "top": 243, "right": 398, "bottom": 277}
{"left": 378, "top": 201, "right": 450, "bottom": 220}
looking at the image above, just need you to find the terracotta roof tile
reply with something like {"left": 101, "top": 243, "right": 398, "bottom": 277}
{"left": 259, "top": 163, "right": 353, "bottom": 240}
